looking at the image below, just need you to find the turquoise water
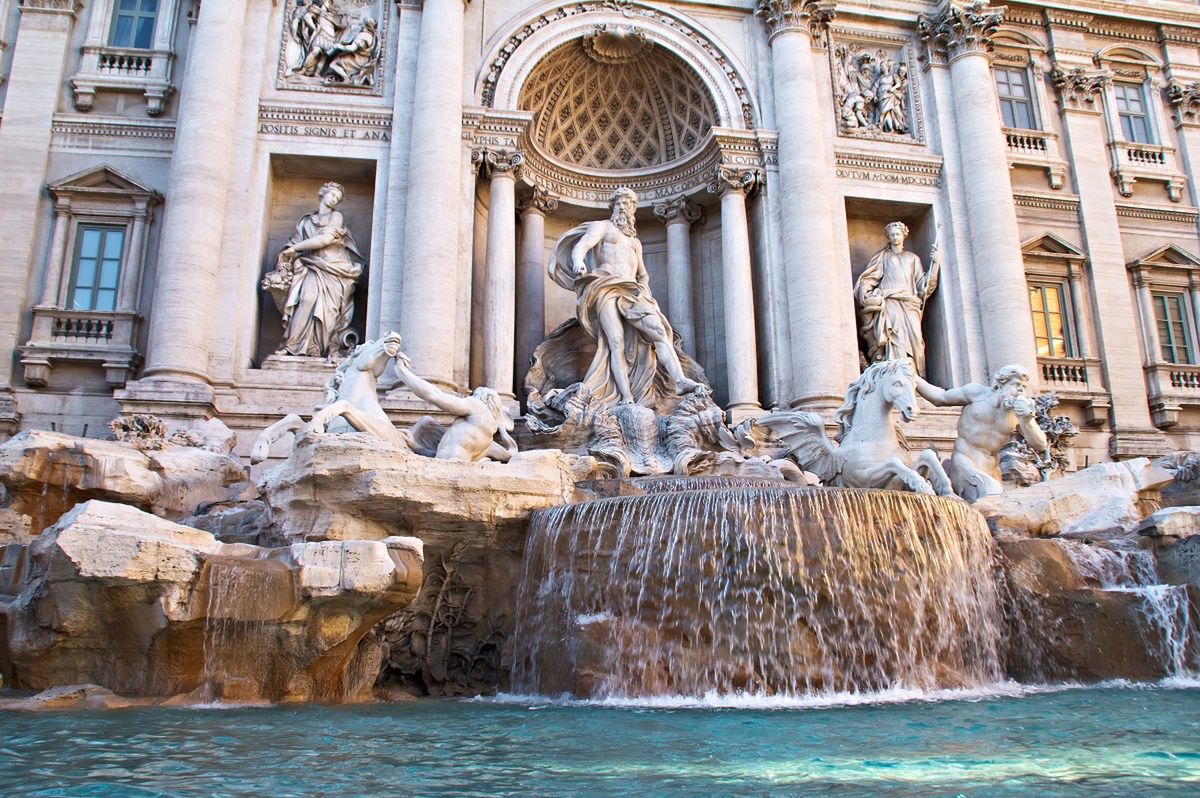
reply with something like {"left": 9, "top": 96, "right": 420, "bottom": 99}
{"left": 2, "top": 684, "right": 1199, "bottom": 796}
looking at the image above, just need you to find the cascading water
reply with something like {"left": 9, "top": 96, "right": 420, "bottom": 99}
{"left": 511, "top": 477, "right": 1004, "bottom": 699}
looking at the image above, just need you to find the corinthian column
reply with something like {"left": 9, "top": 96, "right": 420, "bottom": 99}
{"left": 140, "top": 0, "right": 249, "bottom": 386}
{"left": 0, "top": 0, "right": 81, "bottom": 393}
{"left": 516, "top": 187, "right": 557, "bottom": 393}
{"left": 917, "top": 2, "right": 1038, "bottom": 376}
{"left": 712, "top": 167, "right": 764, "bottom": 421}
{"left": 398, "top": 0, "right": 469, "bottom": 389}
{"left": 474, "top": 148, "right": 523, "bottom": 398}
{"left": 754, "top": 0, "right": 858, "bottom": 407}
{"left": 653, "top": 197, "right": 701, "bottom": 355}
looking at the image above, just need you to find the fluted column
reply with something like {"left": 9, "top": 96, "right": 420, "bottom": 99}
{"left": 141, "top": 0, "right": 249, "bottom": 385}
{"left": 917, "top": 2, "right": 1038, "bottom": 376}
{"left": 398, "top": 0, "right": 469, "bottom": 389}
{"left": 712, "top": 167, "right": 763, "bottom": 421}
{"left": 1048, "top": 57, "right": 1156, "bottom": 434}
{"left": 755, "top": 0, "right": 857, "bottom": 407}
{"left": 516, "top": 187, "right": 557, "bottom": 394}
{"left": 653, "top": 197, "right": 701, "bottom": 355}
{"left": 0, "top": 0, "right": 81, "bottom": 389}
{"left": 474, "top": 148, "right": 522, "bottom": 397}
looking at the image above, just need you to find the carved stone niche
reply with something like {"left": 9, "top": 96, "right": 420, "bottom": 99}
{"left": 20, "top": 165, "right": 161, "bottom": 389}
{"left": 277, "top": 0, "right": 388, "bottom": 96}
{"left": 829, "top": 31, "right": 924, "bottom": 145}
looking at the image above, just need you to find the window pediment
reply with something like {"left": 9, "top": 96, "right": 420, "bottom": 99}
{"left": 1128, "top": 243, "right": 1200, "bottom": 274}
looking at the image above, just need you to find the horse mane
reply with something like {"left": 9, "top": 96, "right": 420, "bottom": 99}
{"left": 833, "top": 360, "right": 913, "bottom": 444}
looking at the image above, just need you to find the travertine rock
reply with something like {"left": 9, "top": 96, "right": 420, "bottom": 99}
{"left": 0, "top": 430, "right": 253, "bottom": 536}
{"left": 1135, "top": 506, "right": 1200, "bottom": 539}
{"left": 0, "top": 501, "right": 422, "bottom": 703}
{"left": 976, "top": 458, "right": 1174, "bottom": 537}
{"left": 260, "top": 433, "right": 600, "bottom": 550}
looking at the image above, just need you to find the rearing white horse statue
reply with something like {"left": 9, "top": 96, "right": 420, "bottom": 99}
{"left": 251, "top": 332, "right": 407, "bottom": 463}
{"left": 756, "top": 359, "right": 952, "bottom": 495}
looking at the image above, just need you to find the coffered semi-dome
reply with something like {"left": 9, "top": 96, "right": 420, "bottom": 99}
{"left": 518, "top": 28, "right": 719, "bottom": 172}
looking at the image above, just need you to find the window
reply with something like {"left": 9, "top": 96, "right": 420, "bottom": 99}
{"left": 1114, "top": 83, "right": 1155, "bottom": 144}
{"left": 1152, "top": 292, "right": 1194, "bottom": 364}
{"left": 109, "top": 0, "right": 158, "bottom": 50}
{"left": 69, "top": 226, "right": 125, "bottom": 312}
{"left": 995, "top": 67, "right": 1038, "bottom": 130}
{"left": 1029, "top": 282, "right": 1072, "bottom": 358}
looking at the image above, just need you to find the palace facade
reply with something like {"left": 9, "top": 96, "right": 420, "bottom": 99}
{"left": 1, "top": 0, "right": 1200, "bottom": 468}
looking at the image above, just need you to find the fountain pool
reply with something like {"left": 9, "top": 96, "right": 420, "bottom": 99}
{"left": 1, "top": 683, "right": 1198, "bottom": 796}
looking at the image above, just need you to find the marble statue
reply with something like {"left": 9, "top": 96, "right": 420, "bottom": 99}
{"left": 854, "top": 221, "right": 940, "bottom": 375}
{"left": 916, "top": 366, "right": 1050, "bottom": 502}
{"left": 548, "top": 187, "right": 705, "bottom": 407}
{"left": 252, "top": 332, "right": 405, "bottom": 462}
{"left": 392, "top": 358, "right": 518, "bottom": 463}
{"left": 286, "top": 0, "right": 380, "bottom": 87}
{"left": 261, "top": 182, "right": 364, "bottom": 358}
{"left": 757, "top": 359, "right": 953, "bottom": 495}
{"left": 834, "top": 44, "right": 912, "bottom": 136}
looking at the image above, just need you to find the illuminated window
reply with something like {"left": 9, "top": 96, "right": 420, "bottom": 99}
{"left": 1114, "top": 83, "right": 1155, "bottom": 144}
{"left": 995, "top": 67, "right": 1038, "bottom": 130}
{"left": 1152, "top": 292, "right": 1194, "bottom": 364}
{"left": 69, "top": 226, "right": 125, "bottom": 312}
{"left": 109, "top": 0, "right": 158, "bottom": 49}
{"left": 1029, "top": 282, "right": 1072, "bottom": 358}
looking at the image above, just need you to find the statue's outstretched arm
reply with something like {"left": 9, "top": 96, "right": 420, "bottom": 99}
{"left": 394, "top": 361, "right": 473, "bottom": 417}
{"left": 1016, "top": 410, "right": 1049, "bottom": 454}
{"left": 570, "top": 223, "right": 605, "bottom": 275}
{"left": 915, "top": 376, "right": 970, "bottom": 407}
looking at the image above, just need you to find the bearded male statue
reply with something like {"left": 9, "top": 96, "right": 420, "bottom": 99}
{"left": 545, "top": 187, "right": 704, "bottom": 408}
{"left": 916, "top": 365, "right": 1049, "bottom": 501}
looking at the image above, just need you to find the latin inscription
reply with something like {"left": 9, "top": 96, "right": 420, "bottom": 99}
{"left": 258, "top": 123, "right": 391, "bottom": 141}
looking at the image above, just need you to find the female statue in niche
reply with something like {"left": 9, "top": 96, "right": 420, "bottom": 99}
{"left": 853, "top": 221, "right": 940, "bottom": 375}
{"left": 262, "top": 182, "right": 364, "bottom": 358}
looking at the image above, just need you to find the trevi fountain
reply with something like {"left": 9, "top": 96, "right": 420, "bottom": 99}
{"left": 0, "top": 0, "right": 1199, "bottom": 795}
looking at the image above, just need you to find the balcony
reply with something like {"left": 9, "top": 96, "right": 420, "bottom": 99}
{"left": 19, "top": 308, "right": 141, "bottom": 388}
{"left": 1109, "top": 141, "right": 1186, "bottom": 203}
{"left": 1038, "top": 356, "right": 1110, "bottom": 427}
{"left": 1143, "top": 361, "right": 1200, "bottom": 428}
{"left": 1004, "top": 127, "right": 1068, "bottom": 190}
{"left": 71, "top": 46, "right": 174, "bottom": 117}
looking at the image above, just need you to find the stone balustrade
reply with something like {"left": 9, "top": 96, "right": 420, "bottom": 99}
{"left": 71, "top": 45, "right": 174, "bottom": 116}
{"left": 19, "top": 308, "right": 141, "bottom": 388}
{"left": 1108, "top": 140, "right": 1186, "bottom": 202}
{"left": 1144, "top": 361, "right": 1200, "bottom": 427}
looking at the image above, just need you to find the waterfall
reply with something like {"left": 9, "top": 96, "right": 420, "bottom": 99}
{"left": 511, "top": 479, "right": 1003, "bottom": 699}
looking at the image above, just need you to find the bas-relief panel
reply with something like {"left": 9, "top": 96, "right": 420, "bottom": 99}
{"left": 830, "top": 30, "right": 924, "bottom": 147}
{"left": 276, "top": 0, "right": 388, "bottom": 96}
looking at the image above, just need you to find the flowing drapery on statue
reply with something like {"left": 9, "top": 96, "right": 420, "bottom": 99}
{"left": 261, "top": 182, "right": 364, "bottom": 358}
{"left": 544, "top": 187, "right": 703, "bottom": 410}
{"left": 853, "top": 221, "right": 939, "bottom": 375}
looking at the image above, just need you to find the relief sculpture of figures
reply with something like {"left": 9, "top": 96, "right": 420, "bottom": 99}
{"left": 286, "top": 0, "right": 380, "bottom": 87}
{"left": 261, "top": 182, "right": 364, "bottom": 358}
{"left": 916, "top": 366, "right": 1050, "bottom": 501}
{"left": 854, "top": 221, "right": 940, "bottom": 375}
{"left": 548, "top": 187, "right": 705, "bottom": 407}
{"left": 833, "top": 44, "right": 911, "bottom": 136}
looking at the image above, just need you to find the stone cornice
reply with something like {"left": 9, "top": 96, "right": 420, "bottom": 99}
{"left": 1051, "top": 65, "right": 1111, "bottom": 113}
{"left": 754, "top": 0, "right": 837, "bottom": 43}
{"left": 834, "top": 150, "right": 943, "bottom": 187}
{"left": 917, "top": 2, "right": 1006, "bottom": 65}
{"left": 1013, "top": 191, "right": 1080, "bottom": 214}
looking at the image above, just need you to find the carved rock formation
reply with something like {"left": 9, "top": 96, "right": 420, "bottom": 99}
{"left": 260, "top": 432, "right": 601, "bottom": 548}
{"left": 0, "top": 430, "right": 254, "bottom": 541}
{"left": 0, "top": 501, "right": 422, "bottom": 703}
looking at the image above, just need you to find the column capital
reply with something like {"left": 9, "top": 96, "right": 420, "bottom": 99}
{"left": 1167, "top": 79, "right": 1200, "bottom": 127}
{"left": 1051, "top": 65, "right": 1110, "bottom": 113}
{"left": 653, "top": 196, "right": 703, "bottom": 226}
{"left": 708, "top": 166, "right": 765, "bottom": 198}
{"left": 519, "top": 185, "right": 559, "bottom": 216}
{"left": 472, "top": 147, "right": 524, "bottom": 180}
{"left": 917, "top": 2, "right": 1005, "bottom": 65}
{"left": 754, "top": 0, "right": 836, "bottom": 43}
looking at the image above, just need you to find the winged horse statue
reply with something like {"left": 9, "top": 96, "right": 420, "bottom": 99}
{"left": 756, "top": 359, "right": 952, "bottom": 495}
